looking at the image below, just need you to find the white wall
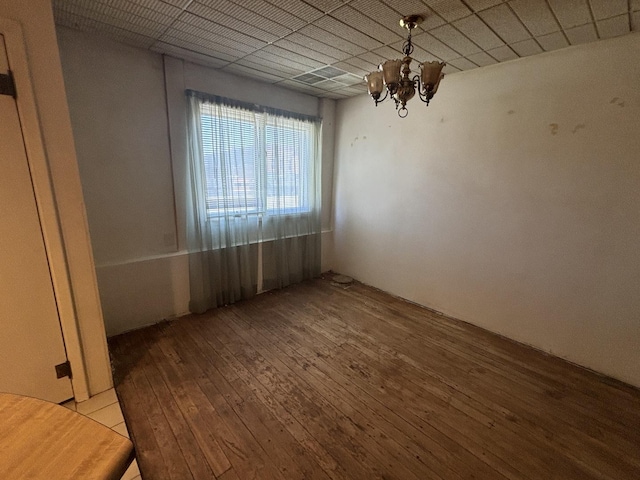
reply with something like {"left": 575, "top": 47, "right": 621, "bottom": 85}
{"left": 57, "top": 27, "right": 335, "bottom": 336}
{"left": 330, "top": 33, "right": 640, "bottom": 387}
{"left": 0, "top": 0, "right": 112, "bottom": 398}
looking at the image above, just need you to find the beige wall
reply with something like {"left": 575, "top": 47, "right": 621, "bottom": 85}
{"left": 330, "top": 33, "right": 640, "bottom": 387}
{"left": 57, "top": 27, "right": 335, "bottom": 335}
{"left": 0, "top": 0, "right": 112, "bottom": 397}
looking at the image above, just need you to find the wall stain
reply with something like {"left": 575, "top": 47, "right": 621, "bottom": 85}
{"left": 572, "top": 124, "right": 586, "bottom": 134}
{"left": 508, "top": 110, "right": 515, "bottom": 115}
{"left": 610, "top": 97, "right": 625, "bottom": 107}
{"left": 549, "top": 123, "right": 559, "bottom": 135}
{"left": 350, "top": 136, "right": 359, "bottom": 147}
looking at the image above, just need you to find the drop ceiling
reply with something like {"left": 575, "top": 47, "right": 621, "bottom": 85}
{"left": 53, "top": 0, "right": 640, "bottom": 99}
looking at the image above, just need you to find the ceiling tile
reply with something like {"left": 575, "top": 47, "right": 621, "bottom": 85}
{"left": 187, "top": 3, "right": 282, "bottom": 42}
{"left": 283, "top": 33, "right": 351, "bottom": 61}
{"left": 260, "top": 44, "right": 325, "bottom": 69}
{"left": 466, "top": 50, "right": 497, "bottom": 66}
{"left": 565, "top": 23, "right": 598, "bottom": 45}
{"left": 441, "top": 64, "right": 461, "bottom": 74}
{"left": 371, "top": 45, "right": 401, "bottom": 59}
{"left": 236, "top": 56, "right": 305, "bottom": 76}
{"left": 331, "top": 73, "right": 364, "bottom": 85}
{"left": 486, "top": 45, "right": 518, "bottom": 61}
{"left": 463, "top": 0, "right": 504, "bottom": 12}
{"left": 348, "top": 0, "right": 412, "bottom": 33}
{"left": 200, "top": 0, "right": 306, "bottom": 30}
{"left": 536, "top": 31, "right": 570, "bottom": 51}
{"left": 478, "top": 4, "right": 531, "bottom": 43}
{"left": 634, "top": 12, "right": 640, "bottom": 32}
{"left": 596, "top": 14, "right": 630, "bottom": 39}
{"left": 277, "top": 79, "right": 327, "bottom": 95}
{"left": 54, "top": 0, "right": 175, "bottom": 38}
{"left": 509, "top": 0, "right": 560, "bottom": 36}
{"left": 55, "top": 9, "right": 157, "bottom": 48}
{"left": 634, "top": 0, "right": 640, "bottom": 11}
{"left": 264, "top": 0, "right": 324, "bottom": 22}
{"left": 330, "top": 5, "right": 402, "bottom": 44}
{"left": 430, "top": 24, "right": 482, "bottom": 56}
{"left": 411, "top": 32, "right": 460, "bottom": 60}
{"left": 547, "top": 0, "right": 592, "bottom": 29}
{"left": 315, "top": 15, "right": 383, "bottom": 50}
{"left": 453, "top": 14, "right": 504, "bottom": 50}
{"left": 273, "top": 39, "right": 340, "bottom": 65}
{"left": 151, "top": 42, "right": 230, "bottom": 68}
{"left": 222, "top": 63, "right": 283, "bottom": 83}
{"left": 358, "top": 51, "right": 385, "bottom": 64}
{"left": 178, "top": 12, "right": 267, "bottom": 49}
{"left": 332, "top": 60, "right": 368, "bottom": 76}
{"left": 298, "top": 24, "right": 366, "bottom": 56}
{"left": 510, "top": 38, "right": 543, "bottom": 57}
{"left": 154, "top": 33, "right": 238, "bottom": 61}
{"left": 340, "top": 56, "right": 375, "bottom": 72}
{"left": 588, "top": 0, "right": 628, "bottom": 20}
{"left": 427, "top": 0, "right": 473, "bottom": 22}
{"left": 446, "top": 57, "right": 478, "bottom": 71}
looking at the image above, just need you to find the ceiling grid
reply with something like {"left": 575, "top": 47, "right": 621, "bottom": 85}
{"left": 52, "top": 0, "right": 639, "bottom": 99}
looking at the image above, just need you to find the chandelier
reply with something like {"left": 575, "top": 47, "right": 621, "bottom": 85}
{"left": 364, "top": 15, "right": 445, "bottom": 118}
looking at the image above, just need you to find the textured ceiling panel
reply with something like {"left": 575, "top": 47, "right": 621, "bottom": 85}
{"left": 463, "top": 0, "right": 505, "bottom": 12}
{"left": 430, "top": 24, "right": 482, "bottom": 56}
{"left": 536, "top": 31, "right": 570, "bottom": 51}
{"left": 588, "top": 0, "right": 628, "bottom": 21}
{"left": 466, "top": 50, "right": 497, "bottom": 66}
{"left": 284, "top": 33, "right": 352, "bottom": 60}
{"left": 264, "top": 0, "right": 325, "bottom": 22}
{"left": 426, "top": 0, "right": 473, "bottom": 22}
{"left": 565, "top": 23, "right": 598, "bottom": 45}
{"left": 349, "top": 0, "right": 411, "bottom": 33}
{"left": 222, "top": 63, "right": 284, "bottom": 82}
{"left": 510, "top": 38, "right": 543, "bottom": 57}
{"left": 453, "top": 14, "right": 505, "bottom": 50}
{"left": 330, "top": 6, "right": 402, "bottom": 45}
{"left": 596, "top": 15, "right": 630, "bottom": 39}
{"left": 274, "top": 39, "right": 340, "bottom": 65}
{"left": 55, "top": 9, "right": 157, "bottom": 48}
{"left": 447, "top": 57, "right": 478, "bottom": 70}
{"left": 152, "top": 41, "right": 230, "bottom": 67}
{"left": 53, "top": 0, "right": 637, "bottom": 99}
{"left": 186, "top": 3, "right": 283, "bottom": 42}
{"left": 410, "top": 32, "right": 460, "bottom": 60}
{"left": 478, "top": 4, "right": 531, "bottom": 44}
{"left": 177, "top": 12, "right": 268, "bottom": 49}
{"left": 548, "top": 0, "right": 593, "bottom": 30}
{"left": 509, "top": 0, "right": 560, "bottom": 37}
{"left": 486, "top": 45, "right": 518, "bottom": 61}
{"left": 298, "top": 24, "right": 366, "bottom": 56}
{"left": 236, "top": 56, "right": 305, "bottom": 76}
{"left": 315, "top": 15, "right": 383, "bottom": 50}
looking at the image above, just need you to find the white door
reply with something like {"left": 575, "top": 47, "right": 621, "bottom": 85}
{"left": 0, "top": 33, "right": 73, "bottom": 403}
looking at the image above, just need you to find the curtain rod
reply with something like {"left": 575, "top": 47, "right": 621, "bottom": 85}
{"left": 186, "top": 89, "right": 321, "bottom": 123}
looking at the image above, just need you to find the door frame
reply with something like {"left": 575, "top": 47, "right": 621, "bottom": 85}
{"left": 0, "top": 19, "right": 89, "bottom": 400}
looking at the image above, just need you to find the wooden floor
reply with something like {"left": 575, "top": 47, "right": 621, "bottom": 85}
{"left": 109, "top": 275, "right": 640, "bottom": 480}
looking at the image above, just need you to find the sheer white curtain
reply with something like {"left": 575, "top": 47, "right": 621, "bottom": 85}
{"left": 185, "top": 91, "right": 321, "bottom": 313}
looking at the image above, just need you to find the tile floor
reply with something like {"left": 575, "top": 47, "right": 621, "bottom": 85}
{"left": 62, "top": 389, "right": 141, "bottom": 480}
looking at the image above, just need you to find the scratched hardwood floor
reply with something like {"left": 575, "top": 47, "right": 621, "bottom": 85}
{"left": 109, "top": 274, "right": 640, "bottom": 480}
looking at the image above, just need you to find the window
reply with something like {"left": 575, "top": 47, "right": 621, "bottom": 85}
{"left": 199, "top": 100, "right": 317, "bottom": 218}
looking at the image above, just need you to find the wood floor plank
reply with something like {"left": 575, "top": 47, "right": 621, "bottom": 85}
{"left": 110, "top": 275, "right": 640, "bottom": 480}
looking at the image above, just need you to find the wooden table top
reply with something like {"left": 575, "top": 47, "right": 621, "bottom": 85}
{"left": 0, "top": 393, "right": 134, "bottom": 480}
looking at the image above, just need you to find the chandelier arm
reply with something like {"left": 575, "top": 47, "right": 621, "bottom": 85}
{"left": 415, "top": 74, "right": 434, "bottom": 105}
{"left": 374, "top": 88, "right": 389, "bottom": 106}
